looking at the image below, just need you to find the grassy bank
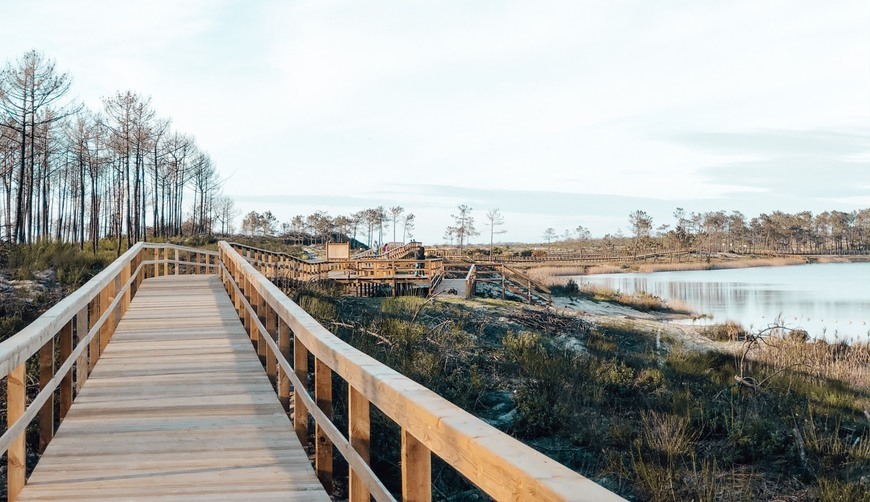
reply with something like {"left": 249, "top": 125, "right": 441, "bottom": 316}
{"left": 289, "top": 282, "right": 870, "bottom": 501}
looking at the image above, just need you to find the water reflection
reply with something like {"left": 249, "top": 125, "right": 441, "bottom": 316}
{"left": 573, "top": 263, "right": 870, "bottom": 342}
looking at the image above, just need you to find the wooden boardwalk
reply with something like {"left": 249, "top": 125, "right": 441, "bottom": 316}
{"left": 18, "top": 275, "right": 328, "bottom": 501}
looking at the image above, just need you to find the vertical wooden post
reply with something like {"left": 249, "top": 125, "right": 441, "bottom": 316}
{"left": 60, "top": 320, "right": 74, "bottom": 420}
{"left": 163, "top": 246, "right": 169, "bottom": 276}
{"left": 153, "top": 247, "right": 159, "bottom": 277}
{"left": 315, "top": 357, "right": 334, "bottom": 492}
{"left": 122, "top": 261, "right": 132, "bottom": 313}
{"left": 401, "top": 428, "right": 432, "bottom": 502}
{"left": 293, "top": 337, "right": 309, "bottom": 448}
{"left": 38, "top": 336, "right": 55, "bottom": 453}
{"left": 175, "top": 248, "right": 179, "bottom": 275}
{"left": 247, "top": 282, "right": 258, "bottom": 345}
{"left": 278, "top": 318, "right": 291, "bottom": 411}
{"left": 257, "top": 289, "right": 267, "bottom": 361}
{"left": 99, "top": 282, "right": 113, "bottom": 353}
{"left": 266, "top": 305, "right": 277, "bottom": 382}
{"left": 528, "top": 279, "right": 532, "bottom": 304}
{"left": 349, "top": 386, "right": 371, "bottom": 502}
{"left": 89, "top": 296, "right": 100, "bottom": 372}
{"left": 75, "top": 306, "right": 89, "bottom": 392}
{"left": 7, "top": 363, "right": 26, "bottom": 502}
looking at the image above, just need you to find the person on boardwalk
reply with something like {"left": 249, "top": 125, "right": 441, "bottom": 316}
{"left": 414, "top": 244, "right": 426, "bottom": 276}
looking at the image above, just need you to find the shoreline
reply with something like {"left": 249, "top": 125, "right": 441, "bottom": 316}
{"left": 525, "top": 254, "right": 869, "bottom": 282}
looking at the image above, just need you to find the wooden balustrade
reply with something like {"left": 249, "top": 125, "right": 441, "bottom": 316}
{"left": 218, "top": 241, "right": 622, "bottom": 501}
{"left": 0, "top": 243, "right": 217, "bottom": 501}
{"left": 229, "top": 242, "right": 446, "bottom": 298}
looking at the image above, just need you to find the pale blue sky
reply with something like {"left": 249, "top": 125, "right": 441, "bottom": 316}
{"left": 3, "top": 0, "right": 868, "bottom": 242}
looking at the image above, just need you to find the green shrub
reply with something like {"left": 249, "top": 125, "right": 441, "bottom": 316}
{"left": 700, "top": 321, "right": 747, "bottom": 341}
{"left": 635, "top": 367, "right": 665, "bottom": 393}
{"left": 551, "top": 279, "right": 580, "bottom": 297}
{"left": 503, "top": 331, "right": 543, "bottom": 363}
{"left": 380, "top": 296, "right": 426, "bottom": 317}
{"left": 299, "top": 295, "right": 337, "bottom": 321}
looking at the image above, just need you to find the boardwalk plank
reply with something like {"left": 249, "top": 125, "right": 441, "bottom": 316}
{"left": 19, "top": 275, "right": 329, "bottom": 501}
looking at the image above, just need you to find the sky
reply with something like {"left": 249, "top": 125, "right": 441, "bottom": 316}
{"left": 2, "top": 0, "right": 868, "bottom": 243}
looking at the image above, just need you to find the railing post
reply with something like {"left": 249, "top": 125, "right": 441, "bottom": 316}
{"left": 266, "top": 305, "right": 277, "bottom": 383}
{"left": 99, "top": 279, "right": 114, "bottom": 353}
{"left": 88, "top": 296, "right": 100, "bottom": 372}
{"left": 257, "top": 290, "right": 268, "bottom": 361}
{"left": 293, "top": 336, "right": 309, "bottom": 448}
{"left": 153, "top": 246, "right": 159, "bottom": 277}
{"left": 247, "top": 280, "right": 258, "bottom": 346}
{"left": 7, "top": 363, "right": 26, "bottom": 502}
{"left": 163, "top": 245, "right": 170, "bottom": 276}
{"left": 38, "top": 334, "right": 55, "bottom": 453}
{"left": 75, "top": 306, "right": 89, "bottom": 391}
{"left": 60, "top": 319, "right": 74, "bottom": 420}
{"left": 278, "top": 318, "right": 291, "bottom": 411}
{"left": 175, "top": 248, "right": 179, "bottom": 275}
{"left": 122, "top": 259, "right": 132, "bottom": 313}
{"left": 402, "top": 428, "right": 432, "bottom": 502}
{"left": 349, "top": 386, "right": 371, "bottom": 502}
{"left": 315, "top": 357, "right": 334, "bottom": 492}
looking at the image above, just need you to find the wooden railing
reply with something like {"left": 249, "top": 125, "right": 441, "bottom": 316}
{"left": 383, "top": 241, "right": 420, "bottom": 260}
{"left": 0, "top": 243, "right": 217, "bottom": 502}
{"left": 230, "top": 242, "right": 446, "bottom": 297}
{"left": 230, "top": 242, "right": 328, "bottom": 282}
{"left": 217, "top": 241, "right": 622, "bottom": 501}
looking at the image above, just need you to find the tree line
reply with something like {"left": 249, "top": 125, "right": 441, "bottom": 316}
{"left": 448, "top": 206, "right": 869, "bottom": 257}
{"left": 239, "top": 206, "right": 416, "bottom": 248}
{"left": 542, "top": 208, "right": 870, "bottom": 256}
{"left": 0, "top": 50, "right": 230, "bottom": 252}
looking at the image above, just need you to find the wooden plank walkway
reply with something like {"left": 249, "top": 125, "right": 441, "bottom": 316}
{"left": 18, "top": 275, "right": 329, "bottom": 501}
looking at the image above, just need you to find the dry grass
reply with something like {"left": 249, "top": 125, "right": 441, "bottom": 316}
{"left": 585, "top": 264, "right": 625, "bottom": 275}
{"left": 635, "top": 257, "right": 807, "bottom": 273}
{"left": 525, "top": 265, "right": 586, "bottom": 286}
{"left": 746, "top": 336, "right": 870, "bottom": 390}
{"left": 528, "top": 257, "right": 811, "bottom": 285}
{"left": 580, "top": 284, "right": 698, "bottom": 315}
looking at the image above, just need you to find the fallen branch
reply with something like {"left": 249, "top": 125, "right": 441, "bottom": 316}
{"left": 330, "top": 321, "right": 393, "bottom": 346}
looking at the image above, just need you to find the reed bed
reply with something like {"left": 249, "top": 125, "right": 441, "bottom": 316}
{"left": 577, "top": 283, "right": 697, "bottom": 315}
{"left": 748, "top": 335, "right": 870, "bottom": 391}
{"left": 635, "top": 257, "right": 807, "bottom": 273}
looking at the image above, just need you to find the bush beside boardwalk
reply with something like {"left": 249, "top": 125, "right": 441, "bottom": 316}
{"left": 292, "top": 282, "right": 870, "bottom": 501}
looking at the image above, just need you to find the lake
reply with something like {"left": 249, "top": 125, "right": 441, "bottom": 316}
{"left": 572, "top": 263, "right": 870, "bottom": 342}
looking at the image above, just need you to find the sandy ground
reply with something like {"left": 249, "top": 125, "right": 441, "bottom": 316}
{"left": 551, "top": 296, "right": 731, "bottom": 353}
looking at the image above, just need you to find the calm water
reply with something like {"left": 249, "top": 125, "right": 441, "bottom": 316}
{"left": 572, "top": 263, "right": 870, "bottom": 342}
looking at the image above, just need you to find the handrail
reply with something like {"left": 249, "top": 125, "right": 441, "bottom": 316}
{"left": 383, "top": 241, "right": 419, "bottom": 260}
{"left": 1, "top": 243, "right": 218, "bottom": 502}
{"left": 501, "top": 263, "right": 553, "bottom": 295}
{"left": 218, "top": 241, "right": 622, "bottom": 501}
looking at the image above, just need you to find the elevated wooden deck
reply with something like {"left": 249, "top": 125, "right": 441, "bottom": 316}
{"left": 18, "top": 275, "right": 328, "bottom": 501}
